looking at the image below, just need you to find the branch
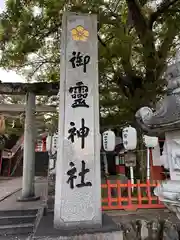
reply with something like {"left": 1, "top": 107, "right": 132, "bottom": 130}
{"left": 98, "top": 34, "right": 130, "bottom": 96}
{"left": 102, "top": 1, "right": 121, "bottom": 20}
{"left": 156, "top": 20, "right": 178, "bottom": 78}
{"left": 98, "top": 34, "right": 106, "bottom": 48}
{"left": 113, "top": 0, "right": 121, "bottom": 12}
{"left": 27, "top": 62, "right": 45, "bottom": 80}
{"left": 126, "top": 0, "right": 148, "bottom": 37}
{"left": 98, "top": 34, "right": 119, "bottom": 73}
{"left": 126, "top": 0, "right": 157, "bottom": 79}
{"left": 149, "top": 0, "right": 179, "bottom": 29}
{"left": 98, "top": 32, "right": 134, "bottom": 78}
{"left": 139, "top": 0, "right": 148, "bottom": 6}
{"left": 121, "top": 61, "right": 132, "bottom": 74}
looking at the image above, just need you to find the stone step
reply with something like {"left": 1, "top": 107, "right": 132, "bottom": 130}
{"left": 0, "top": 223, "right": 34, "bottom": 236}
{"left": 0, "top": 209, "right": 38, "bottom": 217}
{"left": 0, "top": 215, "right": 36, "bottom": 225}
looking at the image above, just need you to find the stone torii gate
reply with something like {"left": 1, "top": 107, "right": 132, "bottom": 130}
{"left": 0, "top": 82, "right": 59, "bottom": 201}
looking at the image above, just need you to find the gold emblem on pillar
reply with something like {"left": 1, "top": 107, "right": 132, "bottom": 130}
{"left": 71, "top": 25, "right": 89, "bottom": 42}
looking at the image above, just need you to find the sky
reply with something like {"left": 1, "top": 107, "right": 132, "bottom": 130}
{"left": 0, "top": 0, "right": 25, "bottom": 83}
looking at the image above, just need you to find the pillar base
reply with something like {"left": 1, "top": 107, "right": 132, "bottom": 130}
{"left": 34, "top": 211, "right": 122, "bottom": 239}
{"left": 17, "top": 195, "right": 40, "bottom": 202}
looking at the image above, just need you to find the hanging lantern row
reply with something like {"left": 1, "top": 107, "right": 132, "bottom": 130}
{"left": 47, "top": 126, "right": 159, "bottom": 153}
{"left": 102, "top": 126, "right": 138, "bottom": 152}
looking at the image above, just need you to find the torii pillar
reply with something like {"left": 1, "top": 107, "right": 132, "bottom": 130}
{"left": 18, "top": 92, "right": 40, "bottom": 201}
{"left": 0, "top": 82, "right": 59, "bottom": 201}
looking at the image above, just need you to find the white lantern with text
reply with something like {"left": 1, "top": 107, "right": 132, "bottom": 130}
{"left": 122, "top": 126, "right": 137, "bottom": 191}
{"left": 51, "top": 133, "right": 58, "bottom": 154}
{"left": 102, "top": 130, "right": 115, "bottom": 151}
{"left": 122, "top": 126, "right": 137, "bottom": 150}
{"left": 46, "top": 133, "right": 58, "bottom": 154}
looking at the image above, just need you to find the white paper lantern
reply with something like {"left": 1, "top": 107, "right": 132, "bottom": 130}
{"left": 46, "top": 133, "right": 58, "bottom": 154}
{"left": 46, "top": 135, "right": 51, "bottom": 152}
{"left": 52, "top": 133, "right": 58, "bottom": 154}
{"left": 102, "top": 130, "right": 115, "bottom": 151}
{"left": 143, "top": 135, "right": 158, "bottom": 148}
{"left": 122, "top": 126, "right": 137, "bottom": 150}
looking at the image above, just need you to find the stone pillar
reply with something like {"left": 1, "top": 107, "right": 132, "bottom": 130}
{"left": 18, "top": 92, "right": 39, "bottom": 201}
{"left": 54, "top": 13, "right": 102, "bottom": 229}
{"left": 165, "top": 131, "right": 180, "bottom": 180}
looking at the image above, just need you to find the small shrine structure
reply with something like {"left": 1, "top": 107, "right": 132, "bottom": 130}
{"left": 0, "top": 82, "right": 58, "bottom": 201}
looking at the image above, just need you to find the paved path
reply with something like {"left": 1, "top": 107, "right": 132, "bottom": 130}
{"left": 0, "top": 177, "right": 48, "bottom": 211}
{"left": 0, "top": 177, "right": 22, "bottom": 202}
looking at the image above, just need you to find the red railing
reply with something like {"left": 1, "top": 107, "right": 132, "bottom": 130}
{"left": 35, "top": 139, "right": 47, "bottom": 152}
{"left": 101, "top": 180, "right": 165, "bottom": 210}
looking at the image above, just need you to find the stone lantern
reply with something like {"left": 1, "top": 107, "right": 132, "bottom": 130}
{"left": 135, "top": 61, "right": 180, "bottom": 219}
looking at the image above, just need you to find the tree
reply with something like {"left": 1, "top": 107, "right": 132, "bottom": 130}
{"left": 0, "top": 95, "right": 24, "bottom": 137}
{"left": 0, "top": 94, "right": 57, "bottom": 138}
{"left": 0, "top": 0, "right": 180, "bottom": 126}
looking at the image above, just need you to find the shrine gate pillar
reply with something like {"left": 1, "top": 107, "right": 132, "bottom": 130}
{"left": 18, "top": 92, "right": 39, "bottom": 201}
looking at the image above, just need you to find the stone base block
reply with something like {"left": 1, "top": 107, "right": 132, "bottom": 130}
{"left": 34, "top": 211, "right": 123, "bottom": 240}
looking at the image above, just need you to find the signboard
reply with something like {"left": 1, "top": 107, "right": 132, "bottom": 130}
{"left": 125, "top": 152, "right": 136, "bottom": 167}
{"left": 54, "top": 13, "right": 101, "bottom": 229}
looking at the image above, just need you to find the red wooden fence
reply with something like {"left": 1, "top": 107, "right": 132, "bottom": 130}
{"left": 101, "top": 180, "right": 165, "bottom": 210}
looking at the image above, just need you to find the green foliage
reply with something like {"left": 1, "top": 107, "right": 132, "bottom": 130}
{"left": 5, "top": 117, "right": 24, "bottom": 137}
{"left": 1, "top": 0, "right": 180, "bottom": 127}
